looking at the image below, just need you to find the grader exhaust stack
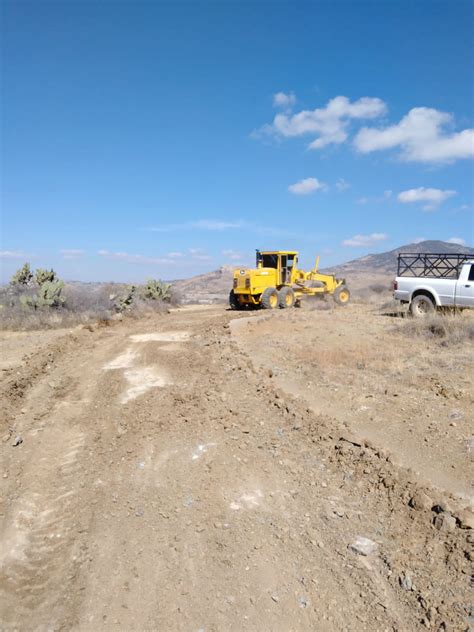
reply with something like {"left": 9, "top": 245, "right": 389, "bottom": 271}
{"left": 229, "top": 250, "right": 350, "bottom": 310}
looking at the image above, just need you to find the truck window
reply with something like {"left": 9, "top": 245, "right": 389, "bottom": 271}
{"left": 469, "top": 265, "right": 474, "bottom": 281}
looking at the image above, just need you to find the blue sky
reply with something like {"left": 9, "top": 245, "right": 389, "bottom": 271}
{"left": 1, "top": 0, "right": 473, "bottom": 282}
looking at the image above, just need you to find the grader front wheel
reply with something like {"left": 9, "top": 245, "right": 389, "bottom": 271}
{"left": 334, "top": 285, "right": 350, "bottom": 306}
{"left": 261, "top": 287, "right": 279, "bottom": 309}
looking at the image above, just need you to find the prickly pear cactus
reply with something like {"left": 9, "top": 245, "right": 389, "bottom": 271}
{"left": 143, "top": 279, "right": 172, "bottom": 301}
{"left": 37, "top": 280, "right": 65, "bottom": 307}
{"left": 20, "top": 281, "right": 65, "bottom": 309}
{"left": 35, "top": 268, "right": 57, "bottom": 285}
{"left": 11, "top": 263, "right": 33, "bottom": 286}
{"left": 113, "top": 285, "right": 136, "bottom": 312}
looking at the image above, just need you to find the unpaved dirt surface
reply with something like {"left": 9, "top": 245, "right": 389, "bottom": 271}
{"left": 231, "top": 304, "right": 474, "bottom": 503}
{"left": 1, "top": 305, "right": 472, "bottom": 631}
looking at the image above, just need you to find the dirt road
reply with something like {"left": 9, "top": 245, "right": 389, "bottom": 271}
{"left": 1, "top": 305, "right": 472, "bottom": 631}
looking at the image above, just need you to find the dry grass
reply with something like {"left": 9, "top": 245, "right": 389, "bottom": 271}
{"left": 0, "top": 283, "right": 178, "bottom": 331}
{"left": 396, "top": 313, "right": 474, "bottom": 346}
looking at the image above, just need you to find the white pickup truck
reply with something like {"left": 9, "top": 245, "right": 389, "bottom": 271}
{"left": 393, "top": 253, "right": 474, "bottom": 317}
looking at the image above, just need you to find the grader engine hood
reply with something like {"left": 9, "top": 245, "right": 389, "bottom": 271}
{"left": 233, "top": 267, "right": 277, "bottom": 293}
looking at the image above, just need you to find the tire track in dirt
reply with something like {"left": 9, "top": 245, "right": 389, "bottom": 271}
{"left": 0, "top": 426, "right": 85, "bottom": 623}
{"left": 0, "top": 325, "right": 136, "bottom": 628}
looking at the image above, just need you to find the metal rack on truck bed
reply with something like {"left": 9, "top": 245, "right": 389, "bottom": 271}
{"left": 397, "top": 253, "right": 473, "bottom": 279}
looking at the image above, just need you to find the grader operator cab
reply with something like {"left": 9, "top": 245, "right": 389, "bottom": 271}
{"left": 229, "top": 250, "right": 350, "bottom": 310}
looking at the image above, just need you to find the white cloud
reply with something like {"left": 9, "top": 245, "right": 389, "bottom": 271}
{"left": 259, "top": 95, "right": 387, "bottom": 150}
{"left": 98, "top": 250, "right": 175, "bottom": 265}
{"left": 341, "top": 233, "right": 388, "bottom": 247}
{"left": 336, "top": 178, "right": 350, "bottom": 191}
{"left": 356, "top": 197, "right": 369, "bottom": 205}
{"left": 273, "top": 92, "right": 296, "bottom": 108}
{"left": 397, "top": 187, "right": 456, "bottom": 211}
{"left": 60, "top": 248, "right": 85, "bottom": 259}
{"left": 167, "top": 251, "right": 184, "bottom": 258}
{"left": 355, "top": 107, "right": 474, "bottom": 163}
{"left": 413, "top": 237, "right": 427, "bottom": 244}
{"left": 288, "top": 177, "right": 327, "bottom": 195}
{"left": 0, "top": 250, "right": 32, "bottom": 259}
{"left": 447, "top": 237, "right": 466, "bottom": 246}
{"left": 384, "top": 190, "right": 392, "bottom": 199}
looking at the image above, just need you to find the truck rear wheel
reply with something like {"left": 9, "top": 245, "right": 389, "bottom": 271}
{"left": 261, "top": 287, "right": 278, "bottom": 309}
{"left": 278, "top": 287, "right": 295, "bottom": 308}
{"left": 229, "top": 290, "right": 241, "bottom": 310}
{"left": 410, "top": 294, "right": 435, "bottom": 318}
{"left": 334, "top": 285, "right": 350, "bottom": 306}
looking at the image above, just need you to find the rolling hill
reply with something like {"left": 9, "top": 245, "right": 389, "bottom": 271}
{"left": 326, "top": 240, "right": 474, "bottom": 275}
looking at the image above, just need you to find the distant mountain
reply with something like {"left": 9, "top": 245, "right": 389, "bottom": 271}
{"left": 326, "top": 240, "right": 474, "bottom": 276}
{"left": 173, "top": 241, "right": 473, "bottom": 302}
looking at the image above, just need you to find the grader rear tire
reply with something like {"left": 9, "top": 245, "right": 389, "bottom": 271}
{"left": 278, "top": 287, "right": 295, "bottom": 308}
{"left": 334, "top": 285, "right": 350, "bottom": 306}
{"left": 261, "top": 287, "right": 279, "bottom": 309}
{"left": 229, "top": 290, "right": 241, "bottom": 310}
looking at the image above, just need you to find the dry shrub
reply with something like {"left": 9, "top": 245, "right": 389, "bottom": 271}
{"left": 0, "top": 305, "right": 108, "bottom": 331}
{"left": 397, "top": 313, "right": 474, "bottom": 346}
{"left": 63, "top": 283, "right": 115, "bottom": 314}
{"left": 0, "top": 283, "right": 113, "bottom": 331}
{"left": 118, "top": 296, "right": 170, "bottom": 319}
{"left": 0, "top": 281, "right": 179, "bottom": 331}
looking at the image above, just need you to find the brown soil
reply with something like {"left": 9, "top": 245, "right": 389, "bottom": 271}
{"left": 0, "top": 304, "right": 472, "bottom": 631}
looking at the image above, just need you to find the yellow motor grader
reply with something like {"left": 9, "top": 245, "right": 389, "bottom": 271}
{"left": 229, "top": 250, "right": 350, "bottom": 309}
